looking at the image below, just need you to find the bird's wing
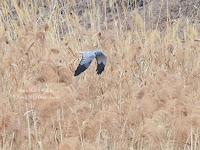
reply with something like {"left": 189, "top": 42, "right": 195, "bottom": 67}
{"left": 74, "top": 52, "right": 96, "bottom": 76}
{"left": 96, "top": 52, "right": 107, "bottom": 75}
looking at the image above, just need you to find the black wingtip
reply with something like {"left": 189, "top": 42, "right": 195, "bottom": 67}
{"left": 74, "top": 64, "right": 88, "bottom": 76}
{"left": 96, "top": 62, "right": 105, "bottom": 75}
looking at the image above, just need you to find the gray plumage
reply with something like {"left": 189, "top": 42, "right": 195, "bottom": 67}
{"left": 74, "top": 50, "right": 107, "bottom": 76}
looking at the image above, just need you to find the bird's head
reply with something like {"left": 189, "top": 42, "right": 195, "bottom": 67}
{"left": 94, "top": 49, "right": 103, "bottom": 56}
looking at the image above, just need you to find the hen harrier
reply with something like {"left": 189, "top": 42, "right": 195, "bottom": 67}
{"left": 74, "top": 50, "right": 107, "bottom": 76}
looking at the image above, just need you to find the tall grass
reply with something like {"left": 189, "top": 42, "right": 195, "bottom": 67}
{"left": 0, "top": 0, "right": 200, "bottom": 149}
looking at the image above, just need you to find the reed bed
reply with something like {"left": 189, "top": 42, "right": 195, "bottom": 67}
{"left": 0, "top": 0, "right": 200, "bottom": 149}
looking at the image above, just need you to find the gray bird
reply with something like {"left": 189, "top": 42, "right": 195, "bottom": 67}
{"left": 74, "top": 50, "right": 107, "bottom": 76}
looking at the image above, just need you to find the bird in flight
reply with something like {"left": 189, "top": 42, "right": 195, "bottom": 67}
{"left": 74, "top": 50, "right": 107, "bottom": 76}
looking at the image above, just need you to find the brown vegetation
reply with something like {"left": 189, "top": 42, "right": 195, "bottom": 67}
{"left": 0, "top": 0, "right": 200, "bottom": 149}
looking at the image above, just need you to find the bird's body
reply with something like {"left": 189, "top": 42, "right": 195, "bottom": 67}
{"left": 74, "top": 50, "right": 107, "bottom": 76}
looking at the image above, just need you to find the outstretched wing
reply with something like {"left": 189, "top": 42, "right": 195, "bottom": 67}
{"left": 74, "top": 52, "right": 95, "bottom": 76}
{"left": 96, "top": 52, "right": 107, "bottom": 75}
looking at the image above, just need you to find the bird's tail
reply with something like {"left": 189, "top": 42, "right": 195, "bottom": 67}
{"left": 75, "top": 51, "right": 84, "bottom": 54}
